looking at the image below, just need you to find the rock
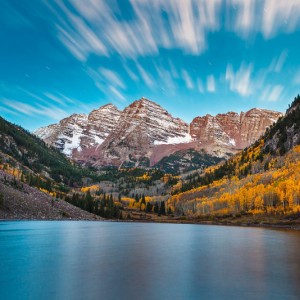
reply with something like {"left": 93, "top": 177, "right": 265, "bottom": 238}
{"left": 34, "top": 104, "right": 121, "bottom": 156}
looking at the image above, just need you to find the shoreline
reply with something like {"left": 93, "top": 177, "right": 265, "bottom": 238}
{"left": 1, "top": 218, "right": 300, "bottom": 231}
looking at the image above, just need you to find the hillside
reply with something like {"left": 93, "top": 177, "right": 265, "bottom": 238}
{"left": 0, "top": 170, "right": 100, "bottom": 220}
{"left": 168, "top": 95, "right": 300, "bottom": 225}
{"left": 0, "top": 115, "right": 175, "bottom": 220}
{"left": 0, "top": 116, "right": 103, "bottom": 219}
{"left": 154, "top": 148, "right": 223, "bottom": 174}
{"left": 0, "top": 116, "right": 92, "bottom": 184}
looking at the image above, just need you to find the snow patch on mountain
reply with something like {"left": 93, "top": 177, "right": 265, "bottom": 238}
{"left": 154, "top": 133, "right": 193, "bottom": 145}
{"left": 34, "top": 104, "right": 121, "bottom": 156}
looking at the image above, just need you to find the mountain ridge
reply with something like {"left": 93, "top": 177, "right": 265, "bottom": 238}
{"left": 34, "top": 97, "right": 283, "bottom": 169}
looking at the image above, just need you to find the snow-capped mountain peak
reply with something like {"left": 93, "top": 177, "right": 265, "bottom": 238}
{"left": 35, "top": 98, "right": 282, "bottom": 167}
{"left": 34, "top": 103, "right": 121, "bottom": 156}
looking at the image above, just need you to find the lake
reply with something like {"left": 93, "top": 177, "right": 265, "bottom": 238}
{"left": 1, "top": 221, "right": 300, "bottom": 300}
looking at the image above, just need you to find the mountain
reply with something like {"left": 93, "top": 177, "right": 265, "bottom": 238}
{"left": 80, "top": 98, "right": 191, "bottom": 167}
{"left": 168, "top": 95, "right": 300, "bottom": 224}
{"left": 0, "top": 116, "right": 103, "bottom": 220}
{"left": 190, "top": 108, "right": 282, "bottom": 149}
{"left": 35, "top": 97, "right": 282, "bottom": 169}
{"left": 34, "top": 104, "right": 121, "bottom": 156}
{"left": 0, "top": 115, "right": 97, "bottom": 184}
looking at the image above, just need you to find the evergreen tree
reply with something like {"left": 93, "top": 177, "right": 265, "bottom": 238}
{"left": 146, "top": 202, "right": 153, "bottom": 213}
{"left": 159, "top": 201, "right": 166, "bottom": 215}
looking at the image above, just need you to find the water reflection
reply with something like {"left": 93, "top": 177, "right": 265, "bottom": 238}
{"left": 1, "top": 222, "right": 300, "bottom": 300}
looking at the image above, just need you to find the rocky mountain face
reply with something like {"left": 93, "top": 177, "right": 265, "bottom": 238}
{"left": 34, "top": 104, "right": 121, "bottom": 156}
{"left": 34, "top": 98, "right": 282, "bottom": 169}
{"left": 263, "top": 96, "right": 300, "bottom": 155}
{"left": 190, "top": 108, "right": 282, "bottom": 149}
{"left": 83, "top": 98, "right": 191, "bottom": 167}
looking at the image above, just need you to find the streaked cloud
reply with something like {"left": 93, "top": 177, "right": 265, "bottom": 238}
{"left": 226, "top": 63, "right": 253, "bottom": 96}
{"left": 136, "top": 62, "right": 155, "bottom": 88}
{"left": 44, "top": 0, "right": 223, "bottom": 60}
{"left": 109, "top": 86, "right": 126, "bottom": 102}
{"left": 124, "top": 64, "right": 139, "bottom": 82}
{"left": 43, "top": 0, "right": 300, "bottom": 62}
{"left": 99, "top": 68, "right": 126, "bottom": 89}
{"left": 227, "top": 0, "right": 300, "bottom": 39}
{"left": 262, "top": 0, "right": 300, "bottom": 38}
{"left": 2, "top": 98, "right": 68, "bottom": 120}
{"left": 155, "top": 65, "right": 177, "bottom": 91}
{"left": 182, "top": 70, "right": 194, "bottom": 90}
{"left": 269, "top": 50, "right": 288, "bottom": 73}
{"left": 197, "top": 79, "right": 205, "bottom": 93}
{"left": 227, "top": 0, "right": 255, "bottom": 37}
{"left": 53, "top": 1, "right": 108, "bottom": 61}
{"left": 44, "top": 93, "right": 67, "bottom": 106}
{"left": 207, "top": 75, "right": 216, "bottom": 93}
{"left": 261, "top": 85, "right": 284, "bottom": 102}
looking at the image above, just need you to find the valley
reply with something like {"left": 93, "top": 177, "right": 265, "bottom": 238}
{"left": 1, "top": 96, "right": 300, "bottom": 227}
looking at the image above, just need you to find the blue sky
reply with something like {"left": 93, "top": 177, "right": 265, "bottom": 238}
{"left": 1, "top": 0, "right": 300, "bottom": 131}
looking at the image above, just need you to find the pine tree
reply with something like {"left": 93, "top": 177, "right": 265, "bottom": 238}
{"left": 159, "top": 201, "right": 166, "bottom": 215}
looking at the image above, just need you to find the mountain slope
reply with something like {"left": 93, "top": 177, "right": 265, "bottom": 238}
{"left": 0, "top": 116, "right": 91, "bottom": 183}
{"left": 0, "top": 170, "right": 99, "bottom": 220}
{"left": 169, "top": 95, "right": 300, "bottom": 222}
{"left": 85, "top": 98, "right": 190, "bottom": 167}
{"left": 34, "top": 104, "right": 121, "bottom": 156}
{"left": 190, "top": 108, "right": 282, "bottom": 149}
{"left": 0, "top": 116, "right": 104, "bottom": 220}
{"left": 154, "top": 149, "right": 223, "bottom": 174}
{"left": 35, "top": 97, "right": 282, "bottom": 170}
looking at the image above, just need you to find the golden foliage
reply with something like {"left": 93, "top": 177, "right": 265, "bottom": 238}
{"left": 171, "top": 145, "right": 300, "bottom": 217}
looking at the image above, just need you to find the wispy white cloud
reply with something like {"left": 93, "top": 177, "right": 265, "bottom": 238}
{"left": 85, "top": 66, "right": 103, "bottom": 90}
{"left": 225, "top": 63, "right": 253, "bottom": 96}
{"left": 262, "top": 0, "right": 300, "bottom": 38}
{"left": 124, "top": 64, "right": 139, "bottom": 82}
{"left": 227, "top": 0, "right": 255, "bottom": 37}
{"left": 269, "top": 50, "right": 288, "bottom": 73}
{"left": 136, "top": 62, "right": 155, "bottom": 88}
{"left": 2, "top": 98, "right": 68, "bottom": 120}
{"left": 45, "top": 0, "right": 224, "bottom": 60}
{"left": 109, "top": 86, "right": 126, "bottom": 102}
{"left": 182, "top": 70, "right": 194, "bottom": 89}
{"left": 53, "top": 1, "right": 108, "bottom": 61}
{"left": 99, "top": 68, "right": 126, "bottom": 89}
{"left": 197, "top": 78, "right": 205, "bottom": 93}
{"left": 55, "top": 93, "right": 77, "bottom": 104}
{"left": 227, "top": 0, "right": 300, "bottom": 39}
{"left": 0, "top": 105, "right": 19, "bottom": 116}
{"left": 261, "top": 85, "right": 284, "bottom": 102}
{"left": 44, "top": 93, "right": 66, "bottom": 106}
{"left": 169, "top": 60, "right": 179, "bottom": 79}
{"left": 207, "top": 75, "right": 216, "bottom": 92}
{"left": 14, "top": 0, "right": 300, "bottom": 63}
{"left": 155, "top": 65, "right": 177, "bottom": 91}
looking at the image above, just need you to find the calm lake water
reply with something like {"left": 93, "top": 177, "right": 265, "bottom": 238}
{"left": 1, "top": 222, "right": 300, "bottom": 300}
